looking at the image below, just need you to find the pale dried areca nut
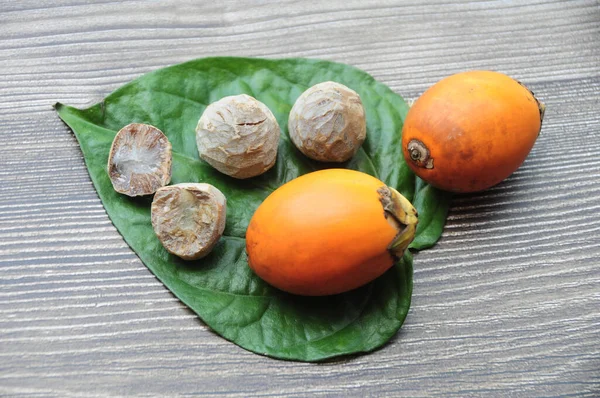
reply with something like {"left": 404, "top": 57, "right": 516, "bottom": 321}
{"left": 107, "top": 123, "right": 172, "bottom": 197}
{"left": 196, "top": 94, "right": 280, "bottom": 179}
{"left": 151, "top": 183, "right": 227, "bottom": 260}
{"left": 288, "top": 81, "right": 366, "bottom": 162}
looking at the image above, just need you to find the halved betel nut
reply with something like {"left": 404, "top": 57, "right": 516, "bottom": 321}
{"left": 151, "top": 183, "right": 227, "bottom": 260}
{"left": 107, "top": 123, "right": 172, "bottom": 196}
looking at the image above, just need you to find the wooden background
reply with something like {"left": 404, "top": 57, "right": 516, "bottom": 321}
{"left": 1, "top": 1, "right": 599, "bottom": 396}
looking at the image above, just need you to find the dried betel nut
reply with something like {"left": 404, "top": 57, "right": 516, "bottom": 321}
{"left": 107, "top": 123, "right": 172, "bottom": 197}
{"left": 151, "top": 183, "right": 227, "bottom": 260}
{"left": 288, "top": 81, "right": 367, "bottom": 162}
{"left": 196, "top": 94, "right": 280, "bottom": 179}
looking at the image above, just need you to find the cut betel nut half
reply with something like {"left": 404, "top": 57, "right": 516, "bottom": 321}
{"left": 107, "top": 123, "right": 172, "bottom": 197}
{"left": 196, "top": 94, "right": 281, "bottom": 179}
{"left": 151, "top": 183, "right": 227, "bottom": 260}
{"left": 288, "top": 81, "right": 366, "bottom": 162}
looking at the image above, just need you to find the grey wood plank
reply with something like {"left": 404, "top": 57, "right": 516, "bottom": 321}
{"left": 1, "top": 0, "right": 599, "bottom": 396}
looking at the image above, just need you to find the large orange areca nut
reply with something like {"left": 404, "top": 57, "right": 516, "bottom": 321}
{"left": 402, "top": 70, "right": 545, "bottom": 193}
{"left": 246, "top": 169, "right": 418, "bottom": 296}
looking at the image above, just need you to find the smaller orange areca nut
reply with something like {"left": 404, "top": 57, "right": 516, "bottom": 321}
{"left": 402, "top": 70, "right": 545, "bottom": 193}
{"left": 107, "top": 123, "right": 172, "bottom": 197}
{"left": 288, "top": 81, "right": 366, "bottom": 162}
{"left": 195, "top": 94, "right": 280, "bottom": 179}
{"left": 151, "top": 183, "right": 227, "bottom": 260}
{"left": 245, "top": 169, "right": 418, "bottom": 296}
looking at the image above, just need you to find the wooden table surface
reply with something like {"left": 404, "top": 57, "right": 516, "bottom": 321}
{"left": 1, "top": 1, "right": 599, "bottom": 396}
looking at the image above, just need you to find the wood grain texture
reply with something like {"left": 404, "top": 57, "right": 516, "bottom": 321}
{"left": 1, "top": 0, "right": 599, "bottom": 396}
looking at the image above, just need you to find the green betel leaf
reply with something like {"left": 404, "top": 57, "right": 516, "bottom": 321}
{"left": 55, "top": 57, "right": 451, "bottom": 362}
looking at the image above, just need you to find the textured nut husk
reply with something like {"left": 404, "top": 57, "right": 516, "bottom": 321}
{"left": 195, "top": 94, "right": 280, "bottom": 179}
{"left": 151, "top": 183, "right": 226, "bottom": 260}
{"left": 107, "top": 123, "right": 172, "bottom": 197}
{"left": 288, "top": 81, "right": 366, "bottom": 162}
